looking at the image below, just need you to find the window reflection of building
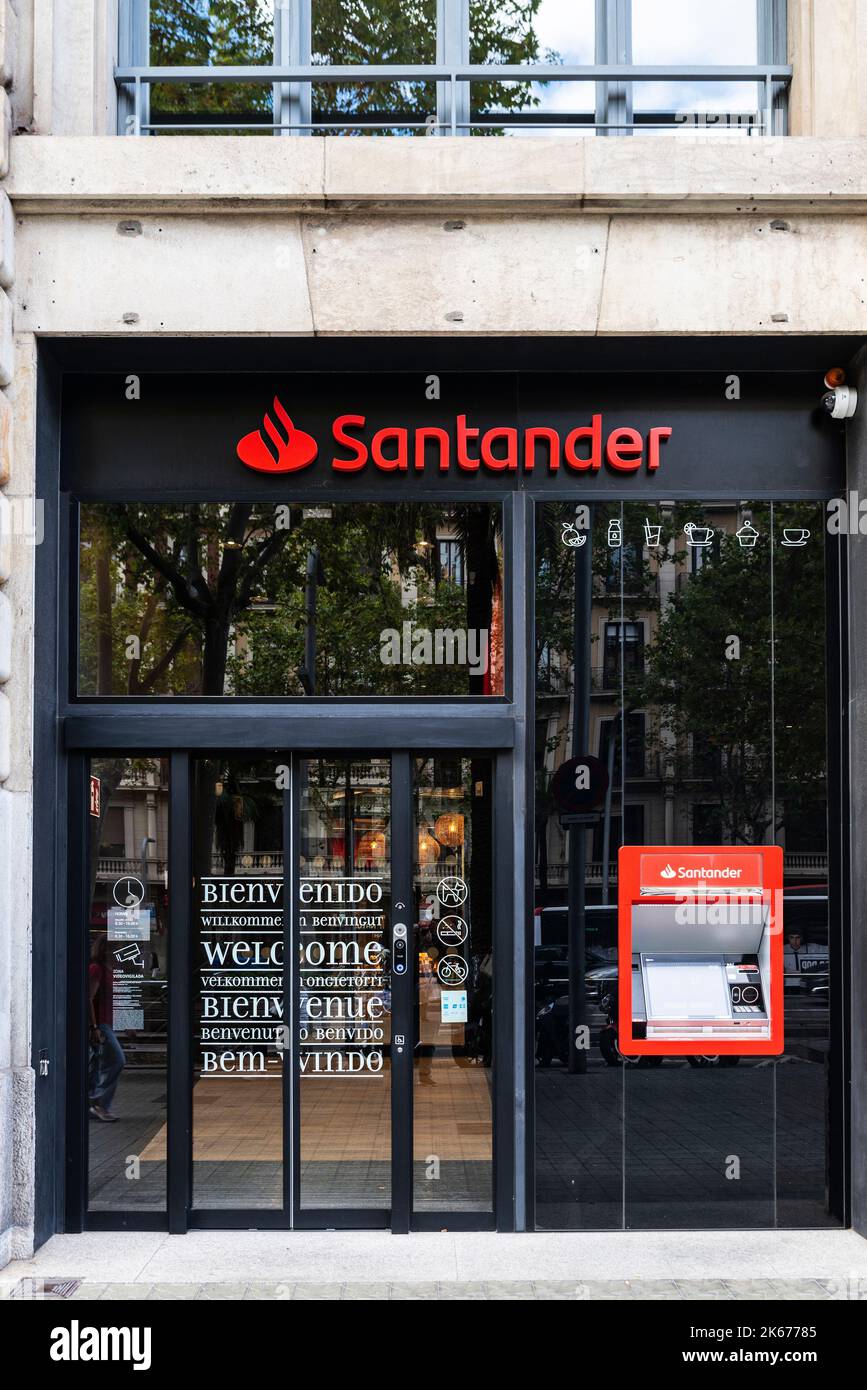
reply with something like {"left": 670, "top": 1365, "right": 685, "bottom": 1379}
{"left": 437, "top": 537, "right": 464, "bottom": 588}
{"left": 536, "top": 502, "right": 829, "bottom": 894}
{"left": 534, "top": 498, "right": 833, "bottom": 1232}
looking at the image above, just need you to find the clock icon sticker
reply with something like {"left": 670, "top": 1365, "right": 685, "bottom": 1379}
{"left": 113, "top": 876, "right": 145, "bottom": 908}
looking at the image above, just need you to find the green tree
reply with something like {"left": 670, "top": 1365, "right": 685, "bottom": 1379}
{"left": 313, "top": 0, "right": 545, "bottom": 129}
{"left": 148, "top": 0, "right": 547, "bottom": 130}
{"left": 78, "top": 501, "right": 500, "bottom": 698}
{"left": 150, "top": 0, "right": 274, "bottom": 121}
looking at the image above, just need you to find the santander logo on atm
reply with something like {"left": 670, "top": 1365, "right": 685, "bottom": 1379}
{"left": 236, "top": 395, "right": 673, "bottom": 476}
{"left": 642, "top": 851, "right": 763, "bottom": 892}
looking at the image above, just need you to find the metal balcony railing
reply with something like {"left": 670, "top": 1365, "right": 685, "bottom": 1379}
{"left": 114, "top": 63, "right": 792, "bottom": 137}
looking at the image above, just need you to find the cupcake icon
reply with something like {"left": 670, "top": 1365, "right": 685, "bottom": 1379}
{"left": 736, "top": 519, "right": 760, "bottom": 549}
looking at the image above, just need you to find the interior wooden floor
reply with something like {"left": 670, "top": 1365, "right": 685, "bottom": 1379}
{"left": 139, "top": 1060, "right": 492, "bottom": 1164}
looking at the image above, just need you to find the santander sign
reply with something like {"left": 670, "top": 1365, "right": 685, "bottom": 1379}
{"left": 237, "top": 395, "right": 672, "bottom": 477}
{"left": 641, "top": 852, "right": 764, "bottom": 893}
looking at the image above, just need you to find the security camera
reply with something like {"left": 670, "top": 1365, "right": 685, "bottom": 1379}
{"left": 821, "top": 385, "right": 858, "bottom": 420}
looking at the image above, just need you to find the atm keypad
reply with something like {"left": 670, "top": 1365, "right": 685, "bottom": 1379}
{"left": 730, "top": 980, "right": 766, "bottom": 1016}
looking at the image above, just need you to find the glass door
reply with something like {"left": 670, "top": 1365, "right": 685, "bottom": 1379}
{"left": 295, "top": 755, "right": 394, "bottom": 1221}
{"left": 191, "top": 757, "right": 286, "bottom": 1214}
{"left": 413, "top": 756, "right": 495, "bottom": 1217}
{"left": 79, "top": 748, "right": 497, "bottom": 1231}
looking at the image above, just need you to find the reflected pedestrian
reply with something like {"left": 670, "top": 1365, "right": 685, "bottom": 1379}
{"left": 88, "top": 934, "right": 125, "bottom": 1123}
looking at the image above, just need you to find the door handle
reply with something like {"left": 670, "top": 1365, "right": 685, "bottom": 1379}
{"left": 392, "top": 922, "right": 408, "bottom": 975}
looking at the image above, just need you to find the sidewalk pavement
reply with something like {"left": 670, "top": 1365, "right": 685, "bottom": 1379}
{"left": 3, "top": 1229, "right": 867, "bottom": 1300}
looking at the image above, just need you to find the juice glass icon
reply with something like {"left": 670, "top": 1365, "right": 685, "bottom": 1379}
{"left": 644, "top": 518, "right": 663, "bottom": 547}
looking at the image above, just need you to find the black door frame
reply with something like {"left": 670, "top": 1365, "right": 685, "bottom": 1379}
{"left": 68, "top": 742, "right": 511, "bottom": 1233}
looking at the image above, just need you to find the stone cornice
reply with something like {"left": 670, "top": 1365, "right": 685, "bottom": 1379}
{"left": 6, "top": 135, "right": 867, "bottom": 216}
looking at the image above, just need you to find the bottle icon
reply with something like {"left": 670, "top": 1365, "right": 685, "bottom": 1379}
{"left": 607, "top": 518, "right": 622, "bottom": 548}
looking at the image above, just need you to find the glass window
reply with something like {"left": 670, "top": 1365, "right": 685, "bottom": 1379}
{"left": 87, "top": 758, "right": 169, "bottom": 1211}
{"left": 600, "top": 712, "right": 645, "bottom": 780}
{"left": 149, "top": 1, "right": 276, "bottom": 132}
{"left": 632, "top": 0, "right": 758, "bottom": 65}
{"left": 438, "top": 538, "right": 465, "bottom": 589}
{"left": 192, "top": 756, "right": 284, "bottom": 1210}
{"left": 77, "top": 502, "right": 504, "bottom": 698}
{"left": 470, "top": 0, "right": 595, "bottom": 132}
{"left": 631, "top": 0, "right": 761, "bottom": 132}
{"left": 534, "top": 500, "right": 837, "bottom": 1230}
{"left": 414, "top": 756, "right": 493, "bottom": 1211}
{"left": 603, "top": 620, "right": 644, "bottom": 685}
{"left": 312, "top": 0, "right": 436, "bottom": 133}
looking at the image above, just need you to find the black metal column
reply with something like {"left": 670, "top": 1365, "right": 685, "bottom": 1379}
{"left": 567, "top": 519, "right": 594, "bottom": 1075}
{"left": 167, "top": 751, "right": 192, "bottom": 1233}
{"left": 390, "top": 752, "right": 414, "bottom": 1232}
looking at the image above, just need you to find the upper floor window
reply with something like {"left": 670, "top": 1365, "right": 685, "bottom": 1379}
{"left": 122, "top": 1, "right": 788, "bottom": 137}
{"left": 149, "top": 1, "right": 276, "bottom": 131}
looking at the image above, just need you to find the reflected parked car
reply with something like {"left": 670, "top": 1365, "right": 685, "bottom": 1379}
{"left": 535, "top": 982, "right": 738, "bottom": 1069}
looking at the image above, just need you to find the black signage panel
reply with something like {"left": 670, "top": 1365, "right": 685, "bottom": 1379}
{"left": 62, "top": 370, "right": 842, "bottom": 500}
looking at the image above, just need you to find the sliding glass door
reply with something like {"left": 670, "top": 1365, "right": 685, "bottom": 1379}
{"left": 78, "top": 749, "right": 498, "bottom": 1230}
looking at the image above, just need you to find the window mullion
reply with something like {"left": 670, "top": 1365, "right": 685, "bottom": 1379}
{"left": 437, "top": 0, "right": 470, "bottom": 136}
{"left": 275, "top": 0, "right": 312, "bottom": 135}
{"left": 118, "top": 0, "right": 151, "bottom": 136}
{"left": 595, "top": 0, "right": 633, "bottom": 138}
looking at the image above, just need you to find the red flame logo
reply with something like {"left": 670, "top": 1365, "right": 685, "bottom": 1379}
{"left": 237, "top": 397, "right": 318, "bottom": 473}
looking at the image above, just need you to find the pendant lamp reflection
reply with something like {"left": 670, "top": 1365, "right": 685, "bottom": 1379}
{"left": 418, "top": 829, "right": 440, "bottom": 865}
{"left": 357, "top": 831, "right": 386, "bottom": 863}
{"left": 434, "top": 812, "right": 465, "bottom": 848}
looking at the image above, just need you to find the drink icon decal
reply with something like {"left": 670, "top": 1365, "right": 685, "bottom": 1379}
{"left": 607, "top": 518, "right": 622, "bottom": 548}
{"left": 437, "top": 915, "right": 468, "bottom": 946}
{"left": 436, "top": 876, "right": 468, "bottom": 908}
{"left": 781, "top": 526, "right": 810, "bottom": 547}
{"left": 437, "top": 954, "right": 469, "bottom": 987}
{"left": 561, "top": 521, "right": 587, "bottom": 548}
{"left": 684, "top": 522, "right": 713, "bottom": 547}
{"left": 736, "top": 519, "right": 760, "bottom": 549}
{"left": 644, "top": 518, "right": 663, "bottom": 548}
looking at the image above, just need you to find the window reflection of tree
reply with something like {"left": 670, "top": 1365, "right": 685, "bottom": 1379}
{"left": 79, "top": 502, "right": 503, "bottom": 698}
{"left": 637, "top": 504, "right": 826, "bottom": 847}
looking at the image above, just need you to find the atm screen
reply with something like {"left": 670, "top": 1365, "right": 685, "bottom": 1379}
{"left": 643, "top": 956, "right": 731, "bottom": 1020}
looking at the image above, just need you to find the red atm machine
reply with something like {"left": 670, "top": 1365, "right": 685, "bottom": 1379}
{"left": 618, "top": 846, "right": 783, "bottom": 1057}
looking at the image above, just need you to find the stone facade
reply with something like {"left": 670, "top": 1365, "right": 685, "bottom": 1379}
{"left": 1, "top": 0, "right": 866, "bottom": 1262}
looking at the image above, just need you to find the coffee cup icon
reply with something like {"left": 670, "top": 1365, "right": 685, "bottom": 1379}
{"left": 684, "top": 522, "right": 713, "bottom": 546}
{"left": 782, "top": 527, "right": 810, "bottom": 547}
